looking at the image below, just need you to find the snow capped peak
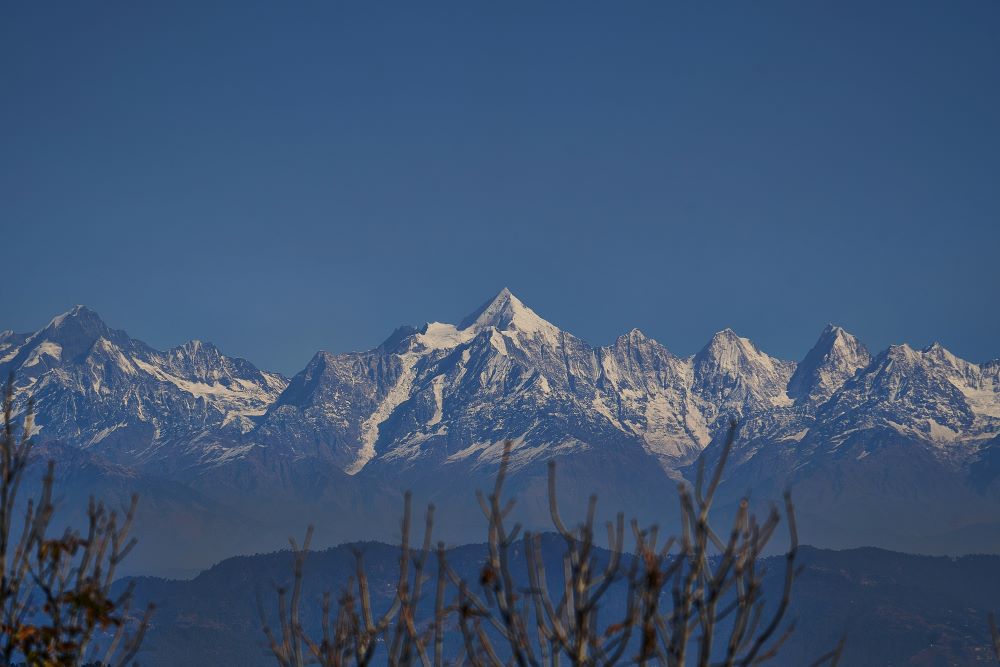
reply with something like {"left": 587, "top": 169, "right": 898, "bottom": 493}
{"left": 820, "top": 336, "right": 1000, "bottom": 445}
{"left": 694, "top": 328, "right": 794, "bottom": 391}
{"left": 167, "top": 340, "right": 229, "bottom": 371}
{"left": 458, "top": 288, "right": 554, "bottom": 334}
{"left": 612, "top": 328, "right": 670, "bottom": 354}
{"left": 18, "top": 305, "right": 121, "bottom": 368}
{"left": 379, "top": 325, "right": 420, "bottom": 352}
{"left": 816, "top": 324, "right": 853, "bottom": 347}
{"left": 700, "top": 328, "right": 771, "bottom": 359}
{"left": 698, "top": 328, "right": 761, "bottom": 365}
{"left": 923, "top": 341, "right": 955, "bottom": 360}
{"left": 883, "top": 341, "right": 972, "bottom": 374}
{"left": 694, "top": 329, "right": 788, "bottom": 385}
{"left": 458, "top": 288, "right": 515, "bottom": 329}
{"left": 862, "top": 344, "right": 923, "bottom": 380}
{"left": 41, "top": 306, "right": 110, "bottom": 343}
{"left": 816, "top": 324, "right": 864, "bottom": 353}
{"left": 691, "top": 328, "right": 797, "bottom": 415}
{"left": 367, "top": 289, "right": 576, "bottom": 361}
{"left": 457, "top": 288, "right": 515, "bottom": 329}
{"left": 873, "top": 342, "right": 975, "bottom": 381}
{"left": 406, "top": 289, "right": 563, "bottom": 353}
{"left": 620, "top": 328, "right": 651, "bottom": 343}
{"left": 885, "top": 343, "right": 918, "bottom": 362}
{"left": 175, "top": 339, "right": 219, "bottom": 356}
{"left": 916, "top": 342, "right": 982, "bottom": 384}
{"left": 46, "top": 305, "right": 103, "bottom": 331}
{"left": 787, "top": 324, "right": 870, "bottom": 403}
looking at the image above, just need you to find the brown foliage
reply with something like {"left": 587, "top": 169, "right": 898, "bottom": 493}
{"left": 0, "top": 377, "right": 152, "bottom": 666}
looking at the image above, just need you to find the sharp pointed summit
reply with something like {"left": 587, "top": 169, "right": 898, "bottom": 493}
{"left": 922, "top": 341, "right": 965, "bottom": 368}
{"left": 457, "top": 288, "right": 556, "bottom": 335}
{"left": 43, "top": 304, "right": 112, "bottom": 337}
{"left": 2, "top": 302, "right": 1000, "bottom": 571}
{"left": 397, "top": 289, "right": 564, "bottom": 354}
{"left": 695, "top": 328, "right": 768, "bottom": 371}
{"left": 458, "top": 287, "right": 514, "bottom": 329}
{"left": 693, "top": 328, "right": 796, "bottom": 415}
{"left": 618, "top": 328, "right": 653, "bottom": 344}
{"left": 0, "top": 305, "right": 124, "bottom": 376}
{"left": 787, "top": 324, "right": 870, "bottom": 403}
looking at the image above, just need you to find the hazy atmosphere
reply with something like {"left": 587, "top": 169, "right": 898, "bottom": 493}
{"left": 3, "top": 3, "right": 1000, "bottom": 665}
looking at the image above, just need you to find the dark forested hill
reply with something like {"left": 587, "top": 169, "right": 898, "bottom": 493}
{"left": 124, "top": 542, "right": 1000, "bottom": 666}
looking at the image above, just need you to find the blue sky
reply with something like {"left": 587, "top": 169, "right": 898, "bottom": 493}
{"left": 3, "top": 2, "right": 998, "bottom": 373}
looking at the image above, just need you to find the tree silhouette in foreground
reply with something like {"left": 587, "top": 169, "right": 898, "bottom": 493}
{"left": 0, "top": 377, "right": 152, "bottom": 666}
{"left": 990, "top": 612, "right": 1000, "bottom": 663}
{"left": 263, "top": 421, "right": 844, "bottom": 666}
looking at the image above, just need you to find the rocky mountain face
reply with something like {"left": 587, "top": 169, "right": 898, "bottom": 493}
{"left": 786, "top": 324, "right": 871, "bottom": 403}
{"left": 4, "top": 292, "right": 1000, "bottom": 573}
{"left": 0, "top": 306, "right": 287, "bottom": 470}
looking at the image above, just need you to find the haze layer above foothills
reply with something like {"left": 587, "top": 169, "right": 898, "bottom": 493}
{"left": 3, "top": 289, "right": 1000, "bottom": 573}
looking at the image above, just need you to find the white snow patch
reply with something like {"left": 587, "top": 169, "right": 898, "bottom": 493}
{"left": 414, "top": 290, "right": 562, "bottom": 354}
{"left": 417, "top": 322, "right": 476, "bottom": 351}
{"left": 22, "top": 341, "right": 62, "bottom": 368}
{"left": 350, "top": 352, "right": 419, "bottom": 474}
{"left": 92, "top": 338, "right": 138, "bottom": 375}
{"left": 771, "top": 392, "right": 795, "bottom": 407}
{"left": 427, "top": 375, "right": 445, "bottom": 426}
{"left": 684, "top": 402, "right": 712, "bottom": 448}
{"left": 209, "top": 444, "right": 257, "bottom": 465}
{"left": 470, "top": 289, "right": 560, "bottom": 339}
{"left": 954, "top": 384, "right": 1000, "bottom": 419}
{"left": 0, "top": 345, "right": 20, "bottom": 364}
{"left": 591, "top": 396, "right": 623, "bottom": 429}
{"left": 446, "top": 430, "right": 584, "bottom": 470}
{"left": 489, "top": 330, "right": 509, "bottom": 356}
{"left": 927, "top": 419, "right": 960, "bottom": 443}
{"left": 633, "top": 393, "right": 694, "bottom": 459}
{"left": 382, "top": 426, "right": 448, "bottom": 463}
{"left": 447, "top": 441, "right": 490, "bottom": 463}
{"left": 600, "top": 355, "right": 621, "bottom": 388}
{"left": 708, "top": 330, "right": 781, "bottom": 376}
{"left": 45, "top": 307, "right": 82, "bottom": 330}
{"left": 87, "top": 422, "right": 127, "bottom": 446}
{"left": 131, "top": 357, "right": 277, "bottom": 412}
{"left": 508, "top": 438, "right": 587, "bottom": 468}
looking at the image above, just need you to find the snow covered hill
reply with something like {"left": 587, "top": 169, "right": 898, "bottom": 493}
{"left": 4, "top": 291, "right": 1000, "bottom": 572}
{"left": 0, "top": 305, "right": 287, "bottom": 470}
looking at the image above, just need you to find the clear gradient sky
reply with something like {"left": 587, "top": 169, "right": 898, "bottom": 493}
{"left": 3, "top": 2, "right": 998, "bottom": 374}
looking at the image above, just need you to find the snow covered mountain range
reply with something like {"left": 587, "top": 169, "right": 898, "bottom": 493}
{"left": 4, "top": 290, "right": 1000, "bottom": 573}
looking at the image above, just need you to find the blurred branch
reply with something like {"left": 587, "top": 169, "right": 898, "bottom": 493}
{"left": 267, "top": 419, "right": 844, "bottom": 665}
{"left": 0, "top": 373, "right": 152, "bottom": 665}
